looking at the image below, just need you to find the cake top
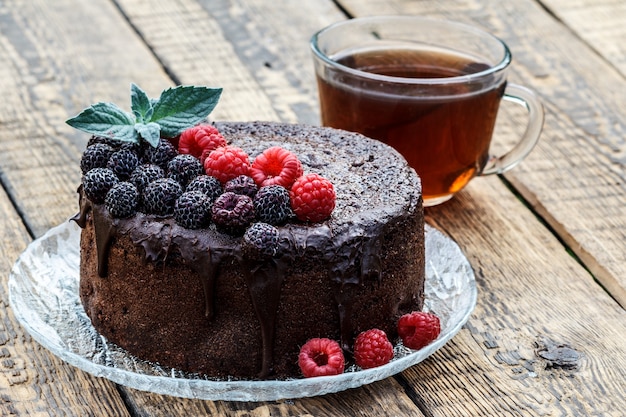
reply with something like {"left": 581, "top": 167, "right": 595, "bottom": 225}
{"left": 215, "top": 121, "right": 422, "bottom": 231}
{"left": 68, "top": 84, "right": 422, "bottom": 239}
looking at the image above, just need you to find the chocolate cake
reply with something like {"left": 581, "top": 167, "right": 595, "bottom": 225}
{"left": 73, "top": 118, "right": 424, "bottom": 379}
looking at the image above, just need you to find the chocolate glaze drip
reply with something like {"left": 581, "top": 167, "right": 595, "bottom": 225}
{"left": 75, "top": 121, "right": 425, "bottom": 377}
{"left": 242, "top": 257, "right": 289, "bottom": 378}
{"left": 92, "top": 208, "right": 116, "bottom": 277}
{"left": 71, "top": 185, "right": 90, "bottom": 229}
{"left": 330, "top": 233, "right": 385, "bottom": 350}
{"left": 72, "top": 186, "right": 113, "bottom": 278}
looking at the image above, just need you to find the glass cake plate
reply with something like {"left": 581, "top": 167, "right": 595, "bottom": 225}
{"left": 8, "top": 221, "right": 476, "bottom": 401}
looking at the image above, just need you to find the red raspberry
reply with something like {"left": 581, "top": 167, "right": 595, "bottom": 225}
{"left": 397, "top": 312, "right": 441, "bottom": 350}
{"left": 298, "top": 338, "right": 345, "bottom": 378}
{"left": 203, "top": 145, "right": 250, "bottom": 184}
{"left": 353, "top": 329, "right": 394, "bottom": 369}
{"left": 250, "top": 147, "right": 303, "bottom": 189}
{"left": 179, "top": 124, "right": 226, "bottom": 160}
{"left": 290, "top": 173, "right": 335, "bottom": 222}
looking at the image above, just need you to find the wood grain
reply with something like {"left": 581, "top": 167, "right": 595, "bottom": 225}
{"left": 541, "top": 0, "right": 626, "bottom": 76}
{"left": 120, "top": 379, "right": 426, "bottom": 417}
{"left": 0, "top": 0, "right": 173, "bottom": 237}
{"left": 0, "top": 0, "right": 165, "bottom": 414}
{"left": 413, "top": 178, "right": 626, "bottom": 416}
{"left": 1, "top": 0, "right": 625, "bottom": 415}
{"left": 110, "top": 0, "right": 278, "bottom": 123}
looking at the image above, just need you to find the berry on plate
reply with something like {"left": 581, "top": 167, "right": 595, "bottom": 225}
{"left": 250, "top": 146, "right": 303, "bottom": 189}
{"left": 298, "top": 338, "right": 345, "bottom": 378}
{"left": 203, "top": 145, "right": 250, "bottom": 184}
{"left": 179, "top": 124, "right": 226, "bottom": 160}
{"left": 290, "top": 173, "right": 335, "bottom": 222}
{"left": 353, "top": 329, "right": 394, "bottom": 369}
{"left": 397, "top": 312, "right": 441, "bottom": 350}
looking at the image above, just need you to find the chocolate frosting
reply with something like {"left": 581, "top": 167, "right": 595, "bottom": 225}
{"left": 75, "top": 121, "right": 424, "bottom": 378}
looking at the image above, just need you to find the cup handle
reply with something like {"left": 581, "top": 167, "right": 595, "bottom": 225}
{"left": 481, "top": 84, "right": 544, "bottom": 176}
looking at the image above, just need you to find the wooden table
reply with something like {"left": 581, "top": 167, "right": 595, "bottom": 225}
{"left": 1, "top": 0, "right": 624, "bottom": 415}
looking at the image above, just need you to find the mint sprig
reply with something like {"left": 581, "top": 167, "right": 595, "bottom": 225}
{"left": 66, "top": 83, "right": 222, "bottom": 147}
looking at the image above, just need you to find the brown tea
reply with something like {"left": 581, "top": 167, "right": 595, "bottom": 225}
{"left": 317, "top": 48, "right": 505, "bottom": 201}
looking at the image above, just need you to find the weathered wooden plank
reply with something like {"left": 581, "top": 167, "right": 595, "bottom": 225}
{"left": 406, "top": 179, "right": 626, "bottom": 416}
{"left": 0, "top": 0, "right": 168, "bottom": 414}
{"left": 541, "top": 0, "right": 626, "bottom": 76}
{"left": 194, "top": 0, "right": 347, "bottom": 126}
{"left": 336, "top": 0, "right": 626, "bottom": 308}
{"left": 4, "top": 0, "right": 625, "bottom": 416}
{"left": 108, "top": 0, "right": 277, "bottom": 123}
{"left": 120, "top": 379, "right": 425, "bottom": 417}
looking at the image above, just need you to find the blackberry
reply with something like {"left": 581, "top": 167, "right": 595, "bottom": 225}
{"left": 224, "top": 175, "right": 258, "bottom": 198}
{"left": 80, "top": 143, "right": 115, "bottom": 174}
{"left": 107, "top": 149, "right": 139, "bottom": 181}
{"left": 87, "top": 135, "right": 119, "bottom": 149}
{"left": 105, "top": 182, "right": 139, "bottom": 218}
{"left": 211, "top": 192, "right": 255, "bottom": 235}
{"left": 143, "top": 178, "right": 183, "bottom": 215}
{"left": 186, "top": 175, "right": 223, "bottom": 203}
{"left": 119, "top": 141, "right": 143, "bottom": 159}
{"left": 130, "top": 164, "right": 165, "bottom": 193}
{"left": 167, "top": 154, "right": 204, "bottom": 187}
{"left": 143, "top": 138, "right": 178, "bottom": 169}
{"left": 253, "top": 185, "right": 292, "bottom": 226}
{"left": 82, "top": 168, "right": 119, "bottom": 204}
{"left": 242, "top": 222, "right": 280, "bottom": 260}
{"left": 174, "top": 190, "right": 212, "bottom": 229}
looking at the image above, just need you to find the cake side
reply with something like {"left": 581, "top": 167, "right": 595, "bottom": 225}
{"left": 77, "top": 121, "right": 425, "bottom": 379}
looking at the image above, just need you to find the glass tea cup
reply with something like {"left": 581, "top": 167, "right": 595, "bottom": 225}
{"left": 311, "top": 16, "right": 544, "bottom": 206}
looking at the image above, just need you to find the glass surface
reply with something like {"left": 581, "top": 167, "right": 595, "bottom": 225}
{"left": 8, "top": 221, "right": 476, "bottom": 401}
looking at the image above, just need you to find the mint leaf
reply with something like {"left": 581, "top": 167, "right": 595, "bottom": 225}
{"left": 150, "top": 86, "right": 222, "bottom": 137}
{"left": 134, "top": 122, "right": 161, "bottom": 147}
{"left": 130, "top": 83, "right": 153, "bottom": 123}
{"left": 66, "top": 102, "right": 138, "bottom": 142}
{"left": 66, "top": 84, "right": 223, "bottom": 146}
